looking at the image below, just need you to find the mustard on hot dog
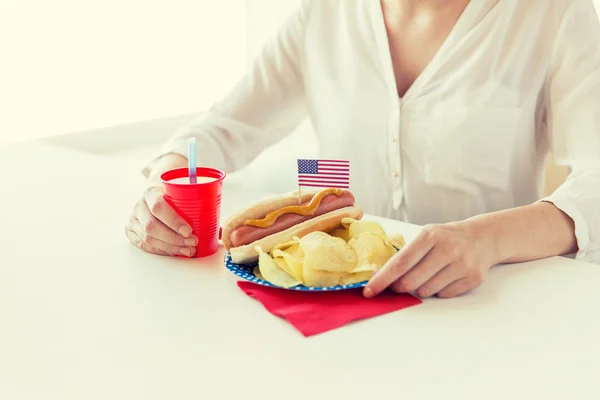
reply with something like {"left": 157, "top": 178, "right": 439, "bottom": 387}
{"left": 243, "top": 188, "right": 343, "bottom": 229}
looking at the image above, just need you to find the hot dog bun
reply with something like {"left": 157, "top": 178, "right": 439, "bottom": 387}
{"left": 222, "top": 189, "right": 363, "bottom": 264}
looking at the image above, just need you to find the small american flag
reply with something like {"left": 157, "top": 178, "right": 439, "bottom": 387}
{"left": 297, "top": 159, "right": 350, "bottom": 189}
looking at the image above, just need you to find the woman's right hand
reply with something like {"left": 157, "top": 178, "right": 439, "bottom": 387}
{"left": 125, "top": 185, "right": 197, "bottom": 257}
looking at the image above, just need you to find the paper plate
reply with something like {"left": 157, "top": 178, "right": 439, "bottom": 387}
{"left": 224, "top": 252, "right": 368, "bottom": 291}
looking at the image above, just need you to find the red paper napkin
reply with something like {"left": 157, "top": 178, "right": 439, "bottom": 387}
{"left": 237, "top": 281, "right": 422, "bottom": 337}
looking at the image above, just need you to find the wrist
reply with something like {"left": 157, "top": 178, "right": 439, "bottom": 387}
{"left": 462, "top": 213, "right": 505, "bottom": 266}
{"left": 147, "top": 153, "right": 189, "bottom": 185}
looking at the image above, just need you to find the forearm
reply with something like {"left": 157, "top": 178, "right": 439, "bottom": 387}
{"left": 147, "top": 153, "right": 188, "bottom": 185}
{"left": 467, "top": 201, "right": 578, "bottom": 265}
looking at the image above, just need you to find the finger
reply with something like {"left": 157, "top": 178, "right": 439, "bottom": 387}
{"left": 363, "top": 233, "right": 435, "bottom": 298}
{"left": 387, "top": 245, "right": 450, "bottom": 294}
{"left": 436, "top": 277, "right": 476, "bottom": 298}
{"left": 135, "top": 200, "right": 197, "bottom": 247}
{"left": 144, "top": 187, "right": 193, "bottom": 237}
{"left": 412, "top": 262, "right": 465, "bottom": 298}
{"left": 126, "top": 226, "right": 143, "bottom": 247}
{"left": 128, "top": 215, "right": 144, "bottom": 238}
{"left": 126, "top": 218, "right": 154, "bottom": 252}
{"left": 126, "top": 227, "right": 155, "bottom": 253}
{"left": 128, "top": 217, "right": 193, "bottom": 256}
{"left": 144, "top": 235, "right": 196, "bottom": 257}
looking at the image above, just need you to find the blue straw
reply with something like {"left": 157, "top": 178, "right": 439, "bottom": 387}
{"left": 188, "top": 137, "right": 197, "bottom": 184}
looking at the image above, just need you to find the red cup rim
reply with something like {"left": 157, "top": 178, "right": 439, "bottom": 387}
{"left": 160, "top": 167, "right": 226, "bottom": 186}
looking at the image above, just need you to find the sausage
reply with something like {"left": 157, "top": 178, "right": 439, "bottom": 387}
{"left": 229, "top": 192, "right": 355, "bottom": 247}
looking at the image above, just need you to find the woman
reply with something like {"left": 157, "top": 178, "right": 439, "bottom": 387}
{"left": 126, "top": 0, "right": 600, "bottom": 299}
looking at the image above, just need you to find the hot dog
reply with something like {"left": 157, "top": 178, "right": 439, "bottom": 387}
{"left": 222, "top": 188, "right": 363, "bottom": 264}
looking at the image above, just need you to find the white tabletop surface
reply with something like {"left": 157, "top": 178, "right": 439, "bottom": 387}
{"left": 1, "top": 141, "right": 599, "bottom": 400}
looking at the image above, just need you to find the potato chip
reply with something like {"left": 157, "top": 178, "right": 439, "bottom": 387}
{"left": 388, "top": 232, "right": 406, "bottom": 250}
{"left": 272, "top": 245, "right": 304, "bottom": 281}
{"left": 250, "top": 219, "right": 407, "bottom": 288}
{"left": 299, "top": 231, "right": 357, "bottom": 273}
{"left": 270, "top": 237, "right": 300, "bottom": 255}
{"left": 349, "top": 232, "right": 396, "bottom": 269}
{"left": 286, "top": 243, "right": 304, "bottom": 259}
{"left": 341, "top": 270, "right": 374, "bottom": 285}
{"left": 255, "top": 246, "right": 301, "bottom": 288}
{"left": 341, "top": 217, "right": 358, "bottom": 230}
{"left": 302, "top": 267, "right": 344, "bottom": 287}
{"left": 273, "top": 256, "right": 296, "bottom": 280}
{"left": 347, "top": 220, "right": 389, "bottom": 241}
{"left": 253, "top": 266, "right": 264, "bottom": 280}
{"left": 330, "top": 228, "right": 351, "bottom": 242}
{"left": 350, "top": 263, "right": 380, "bottom": 273}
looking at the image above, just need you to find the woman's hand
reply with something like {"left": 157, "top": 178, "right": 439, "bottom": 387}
{"left": 125, "top": 185, "right": 197, "bottom": 257}
{"left": 363, "top": 220, "right": 498, "bottom": 299}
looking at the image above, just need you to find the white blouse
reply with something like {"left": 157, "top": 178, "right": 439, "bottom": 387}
{"left": 143, "top": 0, "right": 600, "bottom": 264}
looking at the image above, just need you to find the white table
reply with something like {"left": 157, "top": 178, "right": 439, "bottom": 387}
{"left": 1, "top": 142, "right": 599, "bottom": 400}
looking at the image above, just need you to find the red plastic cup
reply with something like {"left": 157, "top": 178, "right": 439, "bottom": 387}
{"left": 160, "top": 167, "right": 226, "bottom": 258}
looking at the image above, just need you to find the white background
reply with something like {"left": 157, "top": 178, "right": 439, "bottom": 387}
{"left": 0, "top": 0, "right": 247, "bottom": 145}
{"left": 1, "top": 0, "right": 599, "bottom": 148}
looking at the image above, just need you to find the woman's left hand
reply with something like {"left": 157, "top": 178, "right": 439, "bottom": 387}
{"left": 363, "top": 220, "right": 498, "bottom": 299}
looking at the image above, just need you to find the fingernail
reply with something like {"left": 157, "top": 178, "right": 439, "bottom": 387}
{"left": 180, "top": 247, "right": 192, "bottom": 256}
{"left": 363, "top": 287, "right": 374, "bottom": 298}
{"left": 184, "top": 238, "right": 197, "bottom": 246}
{"left": 179, "top": 226, "right": 192, "bottom": 237}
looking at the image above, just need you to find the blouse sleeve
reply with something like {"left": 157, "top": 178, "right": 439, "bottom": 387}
{"left": 142, "top": 1, "right": 309, "bottom": 177}
{"left": 540, "top": 0, "right": 600, "bottom": 263}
